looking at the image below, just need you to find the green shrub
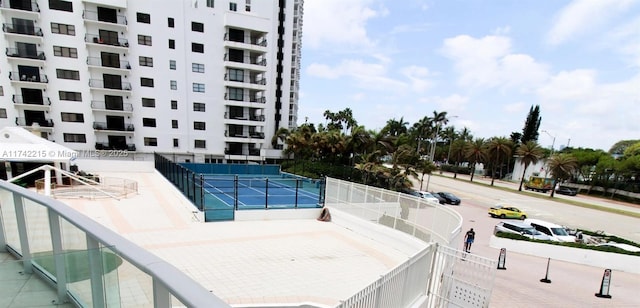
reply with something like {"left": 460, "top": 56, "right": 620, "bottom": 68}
{"left": 494, "top": 231, "right": 640, "bottom": 256}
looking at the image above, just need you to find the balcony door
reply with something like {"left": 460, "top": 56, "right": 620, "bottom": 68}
{"left": 12, "top": 18, "right": 35, "bottom": 35}
{"left": 10, "top": 0, "right": 33, "bottom": 11}
{"left": 24, "top": 110, "right": 46, "bottom": 126}
{"left": 97, "top": 7, "right": 117, "bottom": 23}
{"left": 106, "top": 115, "right": 124, "bottom": 130}
{"left": 18, "top": 65, "right": 39, "bottom": 82}
{"left": 103, "top": 74, "right": 122, "bottom": 90}
{"left": 107, "top": 135, "right": 126, "bottom": 150}
{"left": 16, "top": 42, "right": 37, "bottom": 58}
{"left": 21, "top": 88, "right": 43, "bottom": 105}
{"left": 101, "top": 52, "right": 120, "bottom": 68}
{"left": 104, "top": 95, "right": 124, "bottom": 110}
{"left": 98, "top": 29, "right": 119, "bottom": 46}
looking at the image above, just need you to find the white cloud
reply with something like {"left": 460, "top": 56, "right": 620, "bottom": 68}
{"left": 440, "top": 35, "right": 549, "bottom": 90}
{"left": 303, "top": 0, "right": 385, "bottom": 50}
{"left": 547, "top": 0, "right": 636, "bottom": 45}
{"left": 504, "top": 102, "right": 527, "bottom": 113}
{"left": 401, "top": 66, "right": 433, "bottom": 92}
{"left": 607, "top": 16, "right": 640, "bottom": 67}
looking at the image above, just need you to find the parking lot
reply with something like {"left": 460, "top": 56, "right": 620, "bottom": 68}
{"left": 414, "top": 172, "right": 640, "bottom": 307}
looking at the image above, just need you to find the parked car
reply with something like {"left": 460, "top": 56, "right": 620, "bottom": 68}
{"left": 436, "top": 192, "right": 461, "bottom": 205}
{"left": 556, "top": 186, "right": 577, "bottom": 196}
{"left": 488, "top": 204, "right": 527, "bottom": 219}
{"left": 493, "top": 221, "right": 551, "bottom": 240}
{"left": 525, "top": 218, "right": 576, "bottom": 242}
{"left": 430, "top": 192, "right": 447, "bottom": 204}
{"left": 414, "top": 191, "right": 441, "bottom": 205}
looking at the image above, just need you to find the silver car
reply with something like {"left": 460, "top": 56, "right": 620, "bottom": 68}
{"left": 494, "top": 221, "right": 551, "bottom": 241}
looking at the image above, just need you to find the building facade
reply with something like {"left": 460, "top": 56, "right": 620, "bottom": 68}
{"left": 0, "top": 0, "right": 303, "bottom": 163}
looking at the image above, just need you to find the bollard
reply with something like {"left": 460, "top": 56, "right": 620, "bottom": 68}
{"left": 497, "top": 248, "right": 507, "bottom": 270}
{"left": 540, "top": 258, "right": 551, "bottom": 283}
{"left": 595, "top": 269, "right": 612, "bottom": 299}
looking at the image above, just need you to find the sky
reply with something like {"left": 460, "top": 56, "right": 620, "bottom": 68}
{"left": 297, "top": 0, "right": 640, "bottom": 152}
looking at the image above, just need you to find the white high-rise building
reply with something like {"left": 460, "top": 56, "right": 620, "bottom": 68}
{"left": 0, "top": 0, "right": 303, "bottom": 163}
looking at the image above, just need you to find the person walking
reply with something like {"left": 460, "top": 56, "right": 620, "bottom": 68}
{"left": 464, "top": 228, "right": 475, "bottom": 253}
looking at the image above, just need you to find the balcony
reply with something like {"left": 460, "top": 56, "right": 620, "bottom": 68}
{"left": 87, "top": 57, "right": 131, "bottom": 70}
{"left": 224, "top": 73, "right": 266, "bottom": 86}
{"left": 85, "top": 33, "right": 128, "bottom": 48}
{"left": 16, "top": 117, "right": 54, "bottom": 128}
{"left": 6, "top": 47, "right": 45, "bottom": 60}
{"left": 89, "top": 79, "right": 132, "bottom": 91}
{"left": 90, "top": 100, "right": 133, "bottom": 113}
{"left": 223, "top": 32, "right": 267, "bottom": 50}
{"left": 83, "top": 10, "right": 127, "bottom": 26}
{"left": 224, "top": 54, "right": 266, "bottom": 67}
{"left": 2, "top": 23, "right": 42, "bottom": 37}
{"left": 0, "top": 0, "right": 40, "bottom": 13}
{"left": 93, "top": 121, "right": 135, "bottom": 132}
{"left": 224, "top": 93, "right": 266, "bottom": 104}
{"left": 95, "top": 142, "right": 136, "bottom": 151}
{"left": 13, "top": 95, "right": 51, "bottom": 110}
{"left": 224, "top": 131, "right": 264, "bottom": 139}
{"left": 9, "top": 71, "right": 48, "bottom": 83}
{"left": 224, "top": 113, "right": 265, "bottom": 122}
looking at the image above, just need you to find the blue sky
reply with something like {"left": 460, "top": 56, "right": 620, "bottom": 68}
{"left": 298, "top": 0, "right": 640, "bottom": 151}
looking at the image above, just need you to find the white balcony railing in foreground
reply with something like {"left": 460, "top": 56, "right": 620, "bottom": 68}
{"left": 0, "top": 180, "right": 231, "bottom": 307}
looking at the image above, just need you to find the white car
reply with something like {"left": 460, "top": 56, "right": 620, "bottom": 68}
{"left": 414, "top": 191, "right": 441, "bottom": 205}
{"left": 525, "top": 219, "right": 576, "bottom": 242}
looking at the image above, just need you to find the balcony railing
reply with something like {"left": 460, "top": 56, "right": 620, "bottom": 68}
{"left": 6, "top": 47, "right": 45, "bottom": 60}
{"left": 224, "top": 93, "right": 266, "bottom": 103}
{"left": 0, "top": 0, "right": 40, "bottom": 12}
{"left": 9, "top": 71, "right": 48, "bottom": 83}
{"left": 223, "top": 54, "right": 266, "bottom": 66}
{"left": 95, "top": 142, "right": 136, "bottom": 151}
{"left": 90, "top": 100, "right": 133, "bottom": 112}
{"left": 82, "top": 10, "right": 127, "bottom": 25}
{"left": 87, "top": 57, "right": 131, "bottom": 69}
{"left": 16, "top": 117, "right": 54, "bottom": 127}
{"left": 224, "top": 74, "right": 266, "bottom": 85}
{"left": 85, "top": 33, "right": 129, "bottom": 47}
{"left": 89, "top": 79, "right": 132, "bottom": 91}
{"left": 223, "top": 33, "right": 267, "bottom": 47}
{"left": 224, "top": 113, "right": 265, "bottom": 122}
{"left": 2, "top": 23, "right": 43, "bottom": 36}
{"left": 13, "top": 95, "right": 51, "bottom": 105}
{"left": 93, "top": 121, "right": 134, "bottom": 131}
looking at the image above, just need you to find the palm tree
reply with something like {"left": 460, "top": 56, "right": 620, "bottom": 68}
{"left": 465, "top": 138, "right": 488, "bottom": 182}
{"left": 429, "top": 111, "right": 449, "bottom": 161}
{"left": 449, "top": 139, "right": 468, "bottom": 179}
{"left": 547, "top": 154, "right": 578, "bottom": 197}
{"left": 516, "top": 141, "right": 544, "bottom": 191}
{"left": 415, "top": 159, "right": 437, "bottom": 190}
{"left": 486, "top": 137, "right": 513, "bottom": 186}
{"left": 413, "top": 116, "right": 432, "bottom": 155}
{"left": 271, "top": 127, "right": 290, "bottom": 149}
{"left": 383, "top": 117, "right": 409, "bottom": 137}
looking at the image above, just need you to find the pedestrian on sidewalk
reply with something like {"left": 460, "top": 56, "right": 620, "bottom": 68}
{"left": 464, "top": 228, "right": 475, "bottom": 252}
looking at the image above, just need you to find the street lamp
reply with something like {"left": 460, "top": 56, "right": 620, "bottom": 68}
{"left": 541, "top": 130, "right": 556, "bottom": 154}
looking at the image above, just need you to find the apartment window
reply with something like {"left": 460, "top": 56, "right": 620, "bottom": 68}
{"left": 142, "top": 98, "right": 156, "bottom": 107}
{"left": 194, "top": 140, "right": 206, "bottom": 148}
{"left": 192, "top": 63, "right": 205, "bottom": 73}
{"left": 171, "top": 100, "right": 178, "bottom": 110}
{"left": 192, "top": 83, "right": 205, "bottom": 93}
{"left": 194, "top": 121, "right": 206, "bottom": 130}
{"left": 51, "top": 22, "right": 75, "bottom": 35}
{"left": 144, "top": 137, "right": 157, "bottom": 146}
{"left": 139, "top": 56, "right": 153, "bottom": 67}
{"left": 142, "top": 118, "right": 156, "bottom": 127}
{"left": 229, "top": 2, "right": 237, "bottom": 11}
{"left": 170, "top": 80, "right": 177, "bottom": 90}
{"left": 61, "top": 112, "right": 84, "bottom": 123}
{"left": 137, "top": 12, "right": 151, "bottom": 24}
{"left": 56, "top": 69, "right": 80, "bottom": 80}
{"left": 228, "top": 87, "right": 243, "bottom": 101}
{"left": 191, "top": 43, "right": 204, "bottom": 53}
{"left": 140, "top": 78, "right": 154, "bottom": 87}
{"left": 0, "top": 86, "right": 3, "bottom": 96}
{"left": 173, "top": 138, "right": 179, "bottom": 147}
{"left": 63, "top": 133, "right": 86, "bottom": 143}
{"left": 168, "top": 17, "right": 174, "bottom": 28}
{"left": 53, "top": 46, "right": 78, "bottom": 58}
{"left": 169, "top": 60, "right": 176, "bottom": 70}
{"left": 206, "top": 0, "right": 214, "bottom": 8}
{"left": 138, "top": 35, "right": 152, "bottom": 46}
{"left": 228, "top": 68, "right": 243, "bottom": 81}
{"left": 0, "top": 108, "right": 7, "bottom": 118}
{"left": 193, "top": 102, "right": 205, "bottom": 112}
{"left": 192, "top": 22, "right": 204, "bottom": 32}
{"left": 49, "top": 0, "right": 73, "bottom": 12}
{"left": 168, "top": 39, "right": 175, "bottom": 49}
{"left": 172, "top": 120, "right": 178, "bottom": 129}
{"left": 246, "top": 0, "right": 251, "bottom": 12}
{"left": 59, "top": 91, "right": 82, "bottom": 101}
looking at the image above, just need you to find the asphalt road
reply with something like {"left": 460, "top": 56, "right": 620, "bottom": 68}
{"left": 412, "top": 173, "right": 640, "bottom": 307}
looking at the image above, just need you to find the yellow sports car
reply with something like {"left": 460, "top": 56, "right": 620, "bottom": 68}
{"left": 488, "top": 204, "right": 527, "bottom": 219}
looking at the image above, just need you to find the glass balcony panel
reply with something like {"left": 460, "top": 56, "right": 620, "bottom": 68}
{"left": 0, "top": 188, "right": 21, "bottom": 254}
{"left": 22, "top": 198, "right": 53, "bottom": 255}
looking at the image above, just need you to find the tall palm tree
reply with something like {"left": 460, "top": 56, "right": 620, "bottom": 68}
{"left": 415, "top": 159, "right": 437, "bottom": 190}
{"left": 486, "top": 137, "right": 513, "bottom": 186}
{"left": 547, "top": 154, "right": 578, "bottom": 197}
{"left": 516, "top": 141, "right": 544, "bottom": 191}
{"left": 465, "top": 138, "right": 488, "bottom": 182}
{"left": 429, "top": 111, "right": 449, "bottom": 161}
{"left": 383, "top": 117, "right": 409, "bottom": 137}
{"left": 449, "top": 139, "right": 468, "bottom": 179}
{"left": 413, "top": 116, "right": 432, "bottom": 155}
{"left": 271, "top": 127, "right": 290, "bottom": 149}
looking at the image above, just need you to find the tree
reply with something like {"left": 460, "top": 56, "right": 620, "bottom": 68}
{"left": 465, "top": 138, "right": 488, "bottom": 182}
{"left": 609, "top": 140, "right": 640, "bottom": 156}
{"left": 271, "top": 127, "right": 289, "bottom": 148}
{"left": 449, "top": 139, "right": 468, "bottom": 179}
{"left": 547, "top": 154, "right": 578, "bottom": 197}
{"left": 382, "top": 117, "right": 409, "bottom": 137}
{"left": 521, "top": 105, "right": 541, "bottom": 143}
{"left": 486, "top": 137, "right": 513, "bottom": 186}
{"left": 415, "top": 159, "right": 437, "bottom": 190}
{"left": 515, "top": 141, "right": 543, "bottom": 191}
